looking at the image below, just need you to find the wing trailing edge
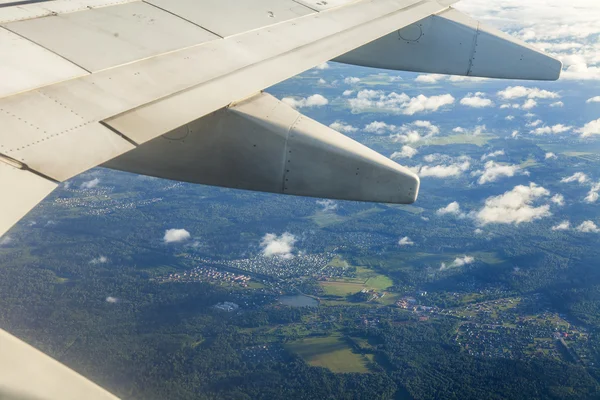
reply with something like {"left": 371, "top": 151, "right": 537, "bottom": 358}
{"left": 334, "top": 8, "right": 562, "bottom": 81}
{"left": 104, "top": 92, "right": 419, "bottom": 205}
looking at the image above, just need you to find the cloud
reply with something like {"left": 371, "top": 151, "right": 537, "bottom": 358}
{"left": 551, "top": 194, "right": 565, "bottom": 206}
{"left": 522, "top": 99, "right": 537, "bottom": 110}
{"left": 90, "top": 256, "right": 108, "bottom": 264}
{"left": 472, "top": 161, "right": 522, "bottom": 184}
{"left": 164, "top": 229, "right": 191, "bottom": 243}
{"left": 391, "top": 146, "right": 418, "bottom": 159}
{"left": 414, "top": 160, "right": 470, "bottom": 178}
{"left": 474, "top": 228, "right": 484, "bottom": 235}
{"left": 398, "top": 236, "right": 414, "bottom": 246}
{"left": 577, "top": 119, "right": 600, "bottom": 137}
{"left": 505, "top": 115, "right": 515, "bottom": 121}
{"left": 576, "top": 221, "right": 600, "bottom": 233}
{"left": 481, "top": 150, "right": 505, "bottom": 161}
{"left": 511, "top": 130, "right": 519, "bottom": 138}
{"left": 316, "top": 199, "right": 338, "bottom": 212}
{"left": 348, "top": 90, "right": 454, "bottom": 115}
{"left": 460, "top": 92, "right": 494, "bottom": 108}
{"left": 474, "top": 183, "right": 552, "bottom": 225}
{"left": 106, "top": 296, "right": 119, "bottom": 303}
{"left": 364, "top": 121, "right": 396, "bottom": 134}
{"left": 526, "top": 119, "right": 543, "bottom": 127}
{"left": 415, "top": 74, "right": 446, "bottom": 83}
{"left": 497, "top": 86, "right": 560, "bottom": 100}
{"left": 545, "top": 152, "right": 557, "bottom": 159}
{"left": 531, "top": 124, "right": 572, "bottom": 134}
{"left": 342, "top": 90, "right": 354, "bottom": 96}
{"left": 436, "top": 201, "right": 463, "bottom": 216}
{"left": 0, "top": 236, "right": 12, "bottom": 246}
{"left": 391, "top": 120, "right": 440, "bottom": 143}
{"left": 415, "top": 74, "right": 488, "bottom": 83}
{"left": 318, "top": 78, "right": 326, "bottom": 84}
{"left": 315, "top": 62, "right": 329, "bottom": 70}
{"left": 80, "top": 178, "right": 100, "bottom": 189}
{"left": 561, "top": 172, "right": 588, "bottom": 184}
{"left": 282, "top": 94, "right": 328, "bottom": 108}
{"left": 441, "top": 255, "right": 475, "bottom": 270}
{"left": 585, "top": 183, "right": 600, "bottom": 203}
{"left": 552, "top": 221, "right": 570, "bottom": 231}
{"left": 260, "top": 232, "right": 296, "bottom": 259}
{"left": 587, "top": 96, "right": 600, "bottom": 103}
{"left": 550, "top": 101, "right": 564, "bottom": 107}
{"left": 329, "top": 121, "right": 358, "bottom": 133}
{"left": 344, "top": 77, "right": 361, "bottom": 84}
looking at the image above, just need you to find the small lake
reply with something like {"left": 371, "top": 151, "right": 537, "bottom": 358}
{"left": 279, "top": 295, "right": 319, "bottom": 308}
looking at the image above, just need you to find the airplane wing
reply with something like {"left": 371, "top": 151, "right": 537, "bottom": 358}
{"left": 0, "top": 0, "right": 560, "bottom": 397}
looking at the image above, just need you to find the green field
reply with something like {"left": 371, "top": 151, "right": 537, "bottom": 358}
{"left": 320, "top": 266, "right": 393, "bottom": 296}
{"left": 286, "top": 335, "right": 371, "bottom": 373}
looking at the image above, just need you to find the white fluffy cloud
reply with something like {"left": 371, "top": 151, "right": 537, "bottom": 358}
{"left": 561, "top": 172, "right": 588, "bottom": 184}
{"left": 460, "top": 92, "right": 494, "bottom": 108}
{"left": 348, "top": 90, "right": 454, "bottom": 115}
{"left": 522, "top": 99, "right": 537, "bottom": 110}
{"left": 391, "top": 145, "right": 418, "bottom": 159}
{"left": 106, "top": 296, "right": 119, "bottom": 303}
{"left": 415, "top": 74, "right": 446, "bottom": 83}
{"left": 551, "top": 194, "right": 565, "bottom": 206}
{"left": 441, "top": 255, "right": 475, "bottom": 270}
{"left": 497, "top": 86, "right": 560, "bottom": 100}
{"left": 473, "top": 161, "right": 521, "bottom": 184}
{"left": 398, "top": 236, "right": 414, "bottom": 246}
{"left": 164, "top": 229, "right": 191, "bottom": 243}
{"left": 545, "top": 152, "right": 557, "bottom": 159}
{"left": 474, "top": 183, "right": 552, "bottom": 225}
{"left": 413, "top": 160, "right": 470, "bottom": 178}
{"left": 587, "top": 96, "right": 600, "bottom": 103}
{"left": 550, "top": 101, "right": 564, "bottom": 107}
{"left": 80, "top": 178, "right": 100, "bottom": 189}
{"left": 0, "top": 236, "right": 12, "bottom": 246}
{"left": 531, "top": 124, "right": 572, "bottom": 134}
{"left": 282, "top": 94, "right": 328, "bottom": 108}
{"left": 344, "top": 77, "right": 361, "bottom": 84}
{"left": 577, "top": 119, "right": 600, "bottom": 137}
{"left": 260, "top": 232, "right": 296, "bottom": 259}
{"left": 576, "top": 221, "right": 600, "bottom": 233}
{"left": 390, "top": 120, "right": 440, "bottom": 143}
{"left": 90, "top": 256, "right": 108, "bottom": 264}
{"left": 481, "top": 150, "right": 505, "bottom": 161}
{"left": 552, "top": 221, "right": 571, "bottom": 231}
{"left": 315, "top": 62, "right": 329, "bottom": 70}
{"left": 316, "top": 199, "right": 338, "bottom": 212}
{"left": 585, "top": 183, "right": 600, "bottom": 203}
{"left": 342, "top": 90, "right": 354, "bottom": 96}
{"left": 329, "top": 121, "right": 358, "bottom": 133}
{"left": 364, "top": 121, "right": 396, "bottom": 134}
{"left": 436, "top": 201, "right": 463, "bottom": 216}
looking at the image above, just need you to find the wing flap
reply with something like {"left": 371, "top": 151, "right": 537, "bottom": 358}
{"left": 104, "top": 93, "right": 419, "bottom": 204}
{"left": 334, "top": 8, "right": 562, "bottom": 80}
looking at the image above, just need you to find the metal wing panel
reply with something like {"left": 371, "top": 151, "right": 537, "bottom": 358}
{"left": 4, "top": 2, "right": 219, "bottom": 72}
{"left": 0, "top": 328, "right": 120, "bottom": 400}
{"left": 0, "top": 27, "right": 87, "bottom": 98}
{"left": 0, "top": 162, "right": 57, "bottom": 238}
{"left": 0, "top": 0, "right": 139, "bottom": 24}
{"left": 145, "top": 0, "right": 315, "bottom": 37}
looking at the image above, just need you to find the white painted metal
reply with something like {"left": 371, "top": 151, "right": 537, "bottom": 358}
{"left": 5, "top": 2, "right": 219, "bottom": 72}
{"left": 0, "top": 328, "right": 120, "bottom": 400}
{"left": 334, "top": 8, "right": 562, "bottom": 80}
{"left": 0, "top": 162, "right": 57, "bottom": 238}
{"left": 0, "top": 0, "right": 139, "bottom": 24}
{"left": 146, "top": 0, "right": 314, "bottom": 37}
{"left": 0, "top": 27, "right": 86, "bottom": 98}
{"left": 102, "top": 0, "right": 446, "bottom": 144}
{"left": 105, "top": 93, "right": 419, "bottom": 204}
{"left": 0, "top": 91, "right": 135, "bottom": 181}
{"left": 292, "top": 0, "right": 360, "bottom": 11}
